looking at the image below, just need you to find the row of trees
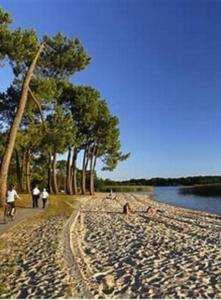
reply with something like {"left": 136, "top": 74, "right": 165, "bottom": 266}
{"left": 0, "top": 8, "right": 129, "bottom": 204}
{"left": 100, "top": 176, "right": 221, "bottom": 187}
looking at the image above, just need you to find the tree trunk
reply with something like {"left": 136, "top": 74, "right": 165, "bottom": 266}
{"left": 25, "top": 150, "right": 31, "bottom": 194}
{"left": 21, "top": 152, "right": 26, "bottom": 192}
{"left": 89, "top": 157, "right": 94, "bottom": 196}
{"left": 66, "top": 148, "right": 73, "bottom": 195}
{"left": 90, "top": 147, "right": 95, "bottom": 195}
{"left": 0, "top": 43, "right": 44, "bottom": 205}
{"left": 92, "top": 151, "right": 98, "bottom": 193}
{"left": 81, "top": 148, "right": 88, "bottom": 195}
{"left": 52, "top": 152, "right": 58, "bottom": 194}
{"left": 72, "top": 149, "right": 78, "bottom": 195}
{"left": 15, "top": 149, "right": 23, "bottom": 192}
{"left": 89, "top": 147, "right": 97, "bottom": 196}
{"left": 48, "top": 152, "right": 52, "bottom": 194}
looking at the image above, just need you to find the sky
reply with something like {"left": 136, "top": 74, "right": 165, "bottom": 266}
{"left": 1, "top": 0, "right": 221, "bottom": 180}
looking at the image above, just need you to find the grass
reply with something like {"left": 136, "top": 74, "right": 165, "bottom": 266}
{"left": 179, "top": 183, "right": 221, "bottom": 197}
{"left": 99, "top": 185, "right": 153, "bottom": 192}
{"left": 0, "top": 194, "right": 31, "bottom": 212}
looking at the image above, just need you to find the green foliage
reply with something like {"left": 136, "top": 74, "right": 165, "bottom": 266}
{"left": 8, "top": 28, "right": 39, "bottom": 76}
{"left": 39, "top": 33, "right": 91, "bottom": 79}
{"left": 98, "top": 185, "right": 153, "bottom": 192}
{"left": 30, "top": 78, "right": 61, "bottom": 102}
{"left": 0, "top": 8, "right": 128, "bottom": 193}
{"left": 0, "top": 8, "right": 12, "bottom": 26}
{"left": 45, "top": 105, "right": 75, "bottom": 154}
{"left": 59, "top": 84, "right": 129, "bottom": 174}
{"left": 0, "top": 8, "right": 12, "bottom": 61}
{"left": 0, "top": 83, "right": 20, "bottom": 127}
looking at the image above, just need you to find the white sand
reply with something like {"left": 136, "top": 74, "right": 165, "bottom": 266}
{"left": 70, "top": 193, "right": 221, "bottom": 298}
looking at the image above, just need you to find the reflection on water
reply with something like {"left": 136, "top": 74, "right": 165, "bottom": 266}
{"left": 136, "top": 186, "right": 221, "bottom": 215}
{"left": 154, "top": 186, "right": 221, "bottom": 215}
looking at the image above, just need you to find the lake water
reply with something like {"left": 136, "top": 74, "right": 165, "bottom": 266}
{"left": 139, "top": 186, "right": 221, "bottom": 215}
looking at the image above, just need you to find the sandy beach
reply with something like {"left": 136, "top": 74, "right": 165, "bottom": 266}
{"left": 1, "top": 193, "right": 221, "bottom": 299}
{"left": 70, "top": 193, "right": 221, "bottom": 298}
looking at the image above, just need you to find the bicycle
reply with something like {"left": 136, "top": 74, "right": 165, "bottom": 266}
{"left": 3, "top": 202, "right": 16, "bottom": 224}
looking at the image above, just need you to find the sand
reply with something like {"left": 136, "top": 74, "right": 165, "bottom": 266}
{"left": 1, "top": 193, "right": 221, "bottom": 299}
{"left": 69, "top": 193, "right": 221, "bottom": 298}
{"left": 0, "top": 216, "right": 72, "bottom": 298}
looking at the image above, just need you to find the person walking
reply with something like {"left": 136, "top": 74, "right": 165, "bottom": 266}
{"left": 32, "top": 185, "right": 40, "bottom": 208}
{"left": 41, "top": 188, "right": 49, "bottom": 209}
{"left": 6, "top": 185, "right": 21, "bottom": 220}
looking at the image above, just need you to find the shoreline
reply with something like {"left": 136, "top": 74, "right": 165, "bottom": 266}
{"left": 1, "top": 193, "right": 221, "bottom": 298}
{"left": 132, "top": 187, "right": 221, "bottom": 218}
{"left": 70, "top": 193, "right": 221, "bottom": 298}
{"left": 152, "top": 194, "right": 221, "bottom": 219}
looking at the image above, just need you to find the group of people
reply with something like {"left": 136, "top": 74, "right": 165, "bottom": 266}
{"left": 5, "top": 185, "right": 49, "bottom": 219}
{"left": 32, "top": 185, "right": 49, "bottom": 209}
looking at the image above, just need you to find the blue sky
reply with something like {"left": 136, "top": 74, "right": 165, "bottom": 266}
{"left": 1, "top": 0, "right": 221, "bottom": 180}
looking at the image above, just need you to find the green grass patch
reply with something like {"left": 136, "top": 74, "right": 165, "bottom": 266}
{"left": 99, "top": 185, "right": 153, "bottom": 192}
{"left": 179, "top": 183, "right": 221, "bottom": 197}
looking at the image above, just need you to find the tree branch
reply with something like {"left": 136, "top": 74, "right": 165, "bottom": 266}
{"left": 28, "top": 88, "right": 48, "bottom": 133}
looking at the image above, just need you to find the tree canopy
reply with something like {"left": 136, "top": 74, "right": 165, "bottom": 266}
{"left": 0, "top": 8, "right": 129, "bottom": 198}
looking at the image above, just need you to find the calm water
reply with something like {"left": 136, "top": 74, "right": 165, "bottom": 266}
{"left": 138, "top": 186, "right": 221, "bottom": 215}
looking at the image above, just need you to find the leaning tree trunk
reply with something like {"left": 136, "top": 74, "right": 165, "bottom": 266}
{"left": 0, "top": 43, "right": 44, "bottom": 205}
{"left": 72, "top": 148, "right": 78, "bottom": 195}
{"left": 52, "top": 152, "right": 59, "bottom": 194}
{"left": 25, "top": 149, "right": 31, "bottom": 194}
{"left": 66, "top": 148, "right": 73, "bottom": 195}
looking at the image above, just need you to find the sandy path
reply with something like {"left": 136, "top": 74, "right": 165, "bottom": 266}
{"left": 70, "top": 193, "right": 221, "bottom": 298}
{"left": 0, "top": 207, "right": 43, "bottom": 236}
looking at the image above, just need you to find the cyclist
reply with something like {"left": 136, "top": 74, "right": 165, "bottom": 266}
{"left": 6, "top": 185, "right": 21, "bottom": 220}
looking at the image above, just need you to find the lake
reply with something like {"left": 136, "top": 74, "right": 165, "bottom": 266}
{"left": 139, "top": 186, "right": 221, "bottom": 215}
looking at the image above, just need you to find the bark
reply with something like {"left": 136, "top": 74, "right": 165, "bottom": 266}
{"left": 21, "top": 152, "right": 26, "bottom": 192}
{"left": 66, "top": 148, "right": 73, "bottom": 195}
{"left": 48, "top": 152, "right": 52, "bottom": 194}
{"left": 29, "top": 88, "right": 48, "bottom": 132}
{"left": 0, "top": 43, "right": 45, "bottom": 205}
{"left": 15, "top": 149, "right": 23, "bottom": 192}
{"left": 89, "top": 147, "right": 96, "bottom": 196}
{"left": 81, "top": 148, "right": 88, "bottom": 195}
{"left": 89, "top": 157, "right": 94, "bottom": 196}
{"left": 52, "top": 152, "right": 59, "bottom": 194}
{"left": 92, "top": 152, "right": 98, "bottom": 195}
{"left": 25, "top": 150, "right": 31, "bottom": 194}
{"left": 72, "top": 148, "right": 78, "bottom": 195}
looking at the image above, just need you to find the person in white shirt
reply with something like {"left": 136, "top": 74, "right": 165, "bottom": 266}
{"left": 32, "top": 185, "right": 40, "bottom": 208}
{"left": 41, "top": 188, "right": 49, "bottom": 208}
{"left": 6, "top": 185, "right": 21, "bottom": 218}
